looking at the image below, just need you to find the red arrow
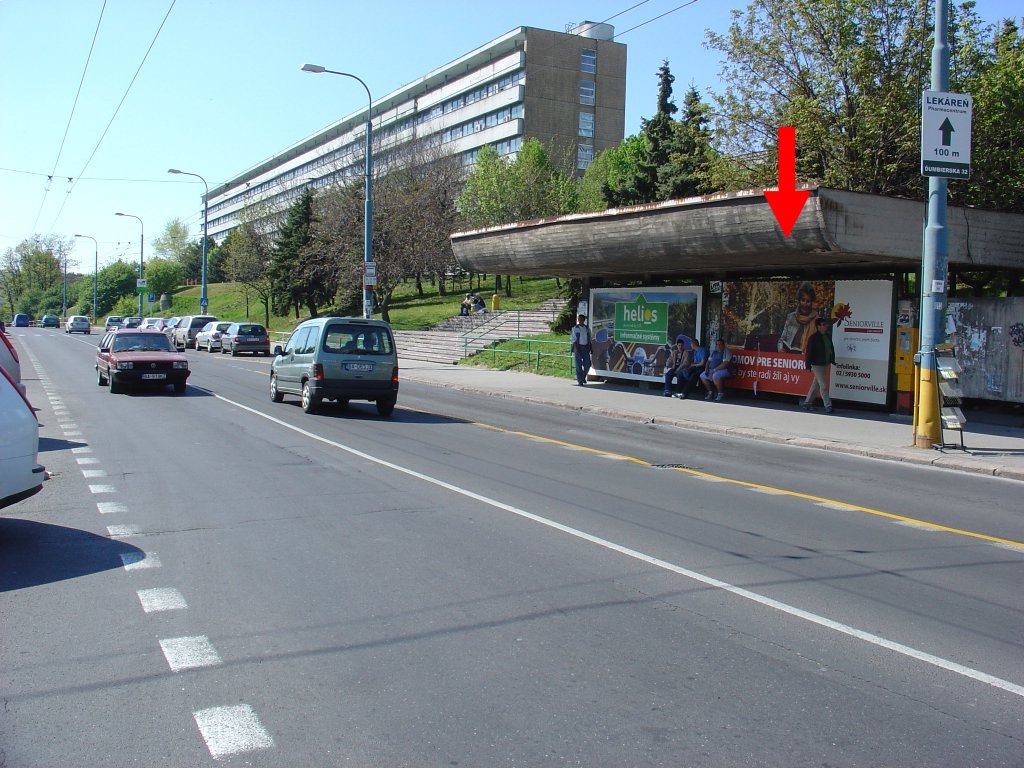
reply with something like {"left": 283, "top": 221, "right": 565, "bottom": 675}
{"left": 763, "top": 126, "right": 810, "bottom": 237}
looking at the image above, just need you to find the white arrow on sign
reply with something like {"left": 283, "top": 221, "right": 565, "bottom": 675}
{"left": 921, "top": 90, "right": 972, "bottom": 179}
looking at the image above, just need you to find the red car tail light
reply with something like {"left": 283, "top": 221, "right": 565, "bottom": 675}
{"left": 391, "top": 366, "right": 399, "bottom": 384}
{"left": 312, "top": 363, "right": 324, "bottom": 381}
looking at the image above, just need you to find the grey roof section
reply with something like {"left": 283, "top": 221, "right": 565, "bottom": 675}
{"left": 450, "top": 186, "right": 1024, "bottom": 277}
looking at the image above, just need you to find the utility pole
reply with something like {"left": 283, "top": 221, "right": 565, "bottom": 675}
{"left": 915, "top": 0, "right": 952, "bottom": 449}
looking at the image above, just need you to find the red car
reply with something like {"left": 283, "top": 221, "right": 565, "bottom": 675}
{"left": 95, "top": 329, "right": 190, "bottom": 394}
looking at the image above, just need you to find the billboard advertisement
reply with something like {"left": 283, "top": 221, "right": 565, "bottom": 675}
{"left": 589, "top": 286, "right": 703, "bottom": 383}
{"left": 722, "top": 279, "right": 893, "bottom": 404}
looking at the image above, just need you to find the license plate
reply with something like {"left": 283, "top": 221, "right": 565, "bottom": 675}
{"left": 344, "top": 362, "right": 373, "bottom": 372}
{"left": 141, "top": 373, "right": 166, "bottom": 380}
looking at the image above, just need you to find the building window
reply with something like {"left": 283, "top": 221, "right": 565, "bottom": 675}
{"left": 578, "top": 111, "right": 594, "bottom": 138}
{"left": 577, "top": 143, "right": 594, "bottom": 170}
{"left": 579, "top": 80, "right": 595, "bottom": 106}
{"left": 581, "top": 49, "right": 597, "bottom": 74}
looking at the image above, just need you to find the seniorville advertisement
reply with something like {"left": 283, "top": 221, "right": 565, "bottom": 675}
{"left": 722, "top": 279, "right": 893, "bottom": 404}
{"left": 589, "top": 286, "right": 703, "bottom": 382}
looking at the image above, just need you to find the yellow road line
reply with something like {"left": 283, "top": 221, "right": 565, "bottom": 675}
{"left": 475, "top": 420, "right": 1024, "bottom": 551}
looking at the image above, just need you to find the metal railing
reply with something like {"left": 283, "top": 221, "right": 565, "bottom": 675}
{"left": 462, "top": 334, "right": 573, "bottom": 373}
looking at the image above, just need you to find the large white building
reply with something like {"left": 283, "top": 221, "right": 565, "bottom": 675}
{"left": 204, "top": 22, "right": 627, "bottom": 242}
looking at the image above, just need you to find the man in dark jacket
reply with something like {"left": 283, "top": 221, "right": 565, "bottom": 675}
{"left": 662, "top": 335, "right": 692, "bottom": 396}
{"left": 800, "top": 318, "right": 836, "bottom": 412}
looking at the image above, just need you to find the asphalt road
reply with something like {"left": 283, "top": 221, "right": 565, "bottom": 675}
{"left": 3, "top": 327, "right": 1023, "bottom": 767}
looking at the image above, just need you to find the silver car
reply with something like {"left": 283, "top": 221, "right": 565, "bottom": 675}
{"left": 65, "top": 315, "right": 91, "bottom": 334}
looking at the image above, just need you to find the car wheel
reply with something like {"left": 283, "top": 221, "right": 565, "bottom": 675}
{"left": 301, "top": 381, "right": 320, "bottom": 413}
{"left": 96, "top": 367, "right": 105, "bottom": 386}
{"left": 376, "top": 395, "right": 397, "bottom": 417}
{"left": 108, "top": 372, "right": 121, "bottom": 394}
{"left": 231, "top": 348, "right": 238, "bottom": 357}
{"left": 270, "top": 374, "right": 283, "bottom": 403}
{"left": 208, "top": 341, "right": 215, "bottom": 353}
{"left": 173, "top": 381, "right": 186, "bottom": 394}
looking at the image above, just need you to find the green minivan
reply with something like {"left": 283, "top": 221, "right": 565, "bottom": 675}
{"left": 270, "top": 317, "right": 399, "bottom": 416}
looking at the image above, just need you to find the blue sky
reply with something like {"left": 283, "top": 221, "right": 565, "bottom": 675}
{"left": 1, "top": 0, "right": 1018, "bottom": 274}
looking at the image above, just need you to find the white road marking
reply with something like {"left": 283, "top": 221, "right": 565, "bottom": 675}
{"left": 692, "top": 474, "right": 727, "bottom": 482}
{"left": 137, "top": 588, "right": 187, "bottom": 613}
{"left": 107, "top": 524, "right": 141, "bottom": 538}
{"left": 816, "top": 501, "right": 855, "bottom": 511}
{"left": 72, "top": 446, "right": 93, "bottom": 454}
{"left": 892, "top": 520, "right": 943, "bottom": 532}
{"left": 992, "top": 542, "right": 1024, "bottom": 554}
{"left": 748, "top": 487, "right": 786, "bottom": 495}
{"left": 214, "top": 392, "right": 1024, "bottom": 700}
{"left": 121, "top": 551, "right": 161, "bottom": 570}
{"left": 97, "top": 501, "right": 127, "bottom": 514}
{"left": 82, "top": 469, "right": 107, "bottom": 478}
{"left": 193, "top": 705, "right": 274, "bottom": 759}
{"left": 76, "top": 457, "right": 100, "bottom": 465}
{"left": 159, "top": 636, "right": 222, "bottom": 672}
{"left": 89, "top": 484, "right": 116, "bottom": 494}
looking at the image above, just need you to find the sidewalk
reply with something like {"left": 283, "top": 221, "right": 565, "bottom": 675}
{"left": 399, "top": 359, "right": 1024, "bottom": 482}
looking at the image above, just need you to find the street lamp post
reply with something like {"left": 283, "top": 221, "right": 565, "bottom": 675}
{"left": 115, "top": 212, "right": 144, "bottom": 316}
{"left": 301, "top": 63, "right": 374, "bottom": 319}
{"left": 74, "top": 234, "right": 98, "bottom": 323}
{"left": 168, "top": 169, "right": 209, "bottom": 313}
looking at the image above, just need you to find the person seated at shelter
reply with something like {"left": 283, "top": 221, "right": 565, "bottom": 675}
{"left": 472, "top": 294, "right": 487, "bottom": 313}
{"left": 662, "top": 335, "right": 692, "bottom": 396}
{"left": 676, "top": 337, "right": 707, "bottom": 399}
{"left": 459, "top": 294, "right": 473, "bottom": 316}
{"left": 700, "top": 338, "right": 733, "bottom": 402}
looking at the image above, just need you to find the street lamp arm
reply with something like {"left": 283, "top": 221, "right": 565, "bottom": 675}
{"left": 167, "top": 168, "right": 210, "bottom": 312}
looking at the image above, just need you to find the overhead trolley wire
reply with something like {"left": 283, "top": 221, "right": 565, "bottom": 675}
{"left": 44, "top": 0, "right": 178, "bottom": 235}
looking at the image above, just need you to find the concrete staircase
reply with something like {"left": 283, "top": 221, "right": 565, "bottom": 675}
{"left": 394, "top": 298, "right": 564, "bottom": 365}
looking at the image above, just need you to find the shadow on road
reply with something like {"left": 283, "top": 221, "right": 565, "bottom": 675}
{"left": 0, "top": 519, "right": 143, "bottom": 591}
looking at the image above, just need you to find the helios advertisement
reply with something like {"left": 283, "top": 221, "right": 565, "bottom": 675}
{"left": 589, "top": 286, "right": 703, "bottom": 383}
{"left": 721, "top": 279, "right": 893, "bottom": 404}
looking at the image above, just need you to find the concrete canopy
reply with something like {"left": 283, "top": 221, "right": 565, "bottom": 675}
{"left": 450, "top": 186, "right": 1024, "bottom": 278}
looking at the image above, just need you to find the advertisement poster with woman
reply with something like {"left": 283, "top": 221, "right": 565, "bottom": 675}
{"left": 589, "top": 286, "right": 702, "bottom": 382}
{"left": 721, "top": 279, "right": 893, "bottom": 404}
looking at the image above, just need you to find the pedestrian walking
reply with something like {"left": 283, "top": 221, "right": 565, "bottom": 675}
{"left": 570, "top": 314, "right": 592, "bottom": 386}
{"left": 800, "top": 317, "right": 836, "bottom": 412}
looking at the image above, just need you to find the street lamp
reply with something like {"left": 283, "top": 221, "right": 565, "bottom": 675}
{"left": 168, "top": 168, "right": 209, "bottom": 313}
{"left": 115, "top": 212, "right": 144, "bottom": 316}
{"left": 74, "top": 234, "right": 98, "bottom": 323}
{"left": 301, "top": 63, "right": 374, "bottom": 319}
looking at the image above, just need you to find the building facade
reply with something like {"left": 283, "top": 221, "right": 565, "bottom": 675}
{"left": 204, "top": 22, "right": 626, "bottom": 242}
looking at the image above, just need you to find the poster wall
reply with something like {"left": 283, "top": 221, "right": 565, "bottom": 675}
{"left": 721, "top": 279, "right": 893, "bottom": 404}
{"left": 589, "top": 286, "right": 703, "bottom": 383}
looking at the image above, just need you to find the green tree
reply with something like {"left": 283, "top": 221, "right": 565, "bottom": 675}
{"left": 153, "top": 218, "right": 191, "bottom": 262}
{"left": 659, "top": 86, "right": 716, "bottom": 199}
{"left": 600, "top": 134, "right": 652, "bottom": 207}
{"left": 954, "top": 19, "right": 1024, "bottom": 212}
{"left": 94, "top": 261, "right": 138, "bottom": 317}
{"left": 703, "top": 0, "right": 1004, "bottom": 198}
{"left": 223, "top": 214, "right": 275, "bottom": 327}
{"left": 270, "top": 190, "right": 334, "bottom": 318}
{"left": 143, "top": 258, "right": 184, "bottom": 298}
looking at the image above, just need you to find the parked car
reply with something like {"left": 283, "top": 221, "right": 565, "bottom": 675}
{"left": 1, "top": 363, "right": 45, "bottom": 509}
{"left": 270, "top": 316, "right": 398, "bottom": 415}
{"left": 123, "top": 316, "right": 143, "bottom": 328}
{"left": 95, "top": 329, "right": 190, "bottom": 394}
{"left": 195, "top": 321, "right": 232, "bottom": 352}
{"left": 65, "top": 315, "right": 91, "bottom": 334}
{"left": 1, "top": 327, "right": 26, "bottom": 398}
{"left": 221, "top": 322, "right": 271, "bottom": 356}
{"left": 104, "top": 315, "right": 124, "bottom": 331}
{"left": 163, "top": 317, "right": 181, "bottom": 339}
{"left": 173, "top": 315, "right": 217, "bottom": 350}
{"left": 40, "top": 314, "right": 59, "bottom": 328}
{"left": 141, "top": 317, "right": 165, "bottom": 330}
{"left": 13, "top": 313, "right": 30, "bottom": 327}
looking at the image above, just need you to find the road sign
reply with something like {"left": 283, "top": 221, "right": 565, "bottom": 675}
{"left": 199, "top": 297, "right": 209, "bottom": 310}
{"left": 921, "top": 90, "right": 972, "bottom": 179}
{"left": 364, "top": 261, "right": 377, "bottom": 286}
{"left": 137, "top": 278, "right": 147, "bottom": 288}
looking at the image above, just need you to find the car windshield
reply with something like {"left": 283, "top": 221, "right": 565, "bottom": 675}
{"left": 111, "top": 334, "right": 174, "bottom": 352}
{"left": 237, "top": 325, "right": 265, "bottom": 335}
